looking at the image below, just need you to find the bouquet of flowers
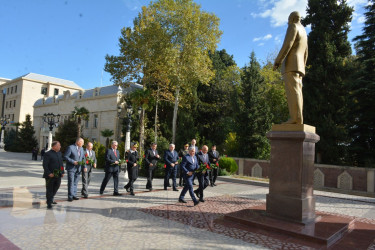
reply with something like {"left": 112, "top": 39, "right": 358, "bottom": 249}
{"left": 210, "top": 162, "right": 219, "bottom": 169}
{"left": 46, "top": 167, "right": 64, "bottom": 185}
{"left": 112, "top": 159, "right": 127, "bottom": 165}
{"left": 195, "top": 163, "right": 210, "bottom": 174}
{"left": 177, "top": 157, "right": 182, "bottom": 165}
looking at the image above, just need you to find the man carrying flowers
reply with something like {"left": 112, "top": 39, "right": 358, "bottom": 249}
{"left": 194, "top": 145, "right": 210, "bottom": 202}
{"left": 81, "top": 142, "right": 97, "bottom": 198}
{"left": 208, "top": 145, "right": 220, "bottom": 187}
{"left": 43, "top": 141, "right": 64, "bottom": 209}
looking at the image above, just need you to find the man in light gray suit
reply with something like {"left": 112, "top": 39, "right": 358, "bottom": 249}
{"left": 81, "top": 142, "right": 97, "bottom": 198}
{"left": 274, "top": 11, "right": 308, "bottom": 124}
{"left": 64, "top": 138, "right": 85, "bottom": 201}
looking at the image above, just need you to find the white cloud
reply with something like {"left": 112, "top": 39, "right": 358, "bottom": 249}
{"left": 258, "top": 43, "right": 265, "bottom": 46}
{"left": 253, "top": 34, "right": 272, "bottom": 42}
{"left": 357, "top": 15, "right": 366, "bottom": 23}
{"left": 251, "top": 0, "right": 307, "bottom": 27}
{"left": 123, "top": 0, "right": 141, "bottom": 11}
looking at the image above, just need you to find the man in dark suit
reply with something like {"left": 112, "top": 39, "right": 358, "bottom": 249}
{"left": 124, "top": 142, "right": 139, "bottom": 196}
{"left": 164, "top": 144, "right": 179, "bottom": 191}
{"left": 43, "top": 141, "right": 64, "bottom": 209}
{"left": 144, "top": 143, "right": 160, "bottom": 191}
{"left": 81, "top": 142, "right": 97, "bottom": 198}
{"left": 190, "top": 139, "right": 199, "bottom": 185}
{"left": 178, "top": 147, "right": 199, "bottom": 206}
{"left": 64, "top": 138, "right": 85, "bottom": 202}
{"left": 208, "top": 145, "right": 220, "bottom": 187}
{"left": 100, "top": 141, "right": 121, "bottom": 196}
{"left": 178, "top": 144, "right": 189, "bottom": 187}
{"left": 194, "top": 145, "right": 210, "bottom": 202}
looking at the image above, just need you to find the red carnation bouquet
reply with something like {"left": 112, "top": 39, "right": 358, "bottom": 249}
{"left": 195, "top": 163, "right": 210, "bottom": 173}
{"left": 210, "top": 162, "right": 219, "bottom": 169}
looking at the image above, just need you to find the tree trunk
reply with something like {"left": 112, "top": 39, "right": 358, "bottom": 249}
{"left": 154, "top": 86, "right": 160, "bottom": 143}
{"left": 139, "top": 108, "right": 145, "bottom": 157}
{"left": 172, "top": 86, "right": 180, "bottom": 144}
{"left": 77, "top": 117, "right": 81, "bottom": 138}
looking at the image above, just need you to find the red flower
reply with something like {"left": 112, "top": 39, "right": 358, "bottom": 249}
{"left": 216, "top": 162, "right": 219, "bottom": 166}
{"left": 143, "top": 155, "right": 145, "bottom": 158}
{"left": 126, "top": 160, "right": 128, "bottom": 162}
{"left": 60, "top": 166, "right": 64, "bottom": 171}
{"left": 85, "top": 153, "right": 88, "bottom": 157}
{"left": 164, "top": 164, "right": 166, "bottom": 168}
{"left": 206, "top": 164, "right": 210, "bottom": 169}
{"left": 86, "top": 160, "right": 89, "bottom": 164}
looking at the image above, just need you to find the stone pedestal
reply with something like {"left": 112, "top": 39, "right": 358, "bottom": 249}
{"left": 266, "top": 124, "right": 320, "bottom": 224}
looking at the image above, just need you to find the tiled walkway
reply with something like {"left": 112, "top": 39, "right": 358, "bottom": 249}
{"left": 0, "top": 151, "right": 374, "bottom": 249}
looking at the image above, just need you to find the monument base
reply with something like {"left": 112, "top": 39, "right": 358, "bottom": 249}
{"left": 220, "top": 205, "right": 375, "bottom": 248}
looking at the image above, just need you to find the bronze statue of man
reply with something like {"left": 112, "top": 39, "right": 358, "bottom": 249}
{"left": 274, "top": 11, "right": 308, "bottom": 124}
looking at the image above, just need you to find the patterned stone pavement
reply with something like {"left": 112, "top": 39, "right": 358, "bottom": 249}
{"left": 0, "top": 151, "right": 375, "bottom": 249}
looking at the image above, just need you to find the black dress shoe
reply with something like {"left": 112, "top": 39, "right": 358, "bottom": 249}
{"left": 68, "top": 198, "right": 73, "bottom": 202}
{"left": 164, "top": 187, "right": 167, "bottom": 190}
{"left": 83, "top": 195, "right": 88, "bottom": 198}
{"left": 47, "top": 204, "right": 52, "bottom": 209}
{"left": 210, "top": 183, "right": 214, "bottom": 187}
{"left": 168, "top": 184, "right": 171, "bottom": 187}
{"left": 100, "top": 191, "right": 103, "bottom": 195}
{"left": 194, "top": 200, "right": 200, "bottom": 206}
{"left": 199, "top": 198, "right": 205, "bottom": 202}
{"left": 178, "top": 198, "right": 187, "bottom": 203}
{"left": 149, "top": 188, "right": 153, "bottom": 191}
{"left": 173, "top": 189, "right": 179, "bottom": 191}
{"left": 73, "top": 197, "right": 79, "bottom": 200}
{"left": 52, "top": 201, "right": 57, "bottom": 205}
{"left": 124, "top": 186, "right": 130, "bottom": 192}
{"left": 130, "top": 192, "right": 135, "bottom": 196}
{"left": 213, "top": 183, "right": 217, "bottom": 186}
{"left": 113, "top": 192, "right": 122, "bottom": 196}
{"left": 194, "top": 189, "right": 200, "bottom": 198}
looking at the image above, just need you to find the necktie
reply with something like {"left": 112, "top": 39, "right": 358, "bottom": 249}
{"left": 78, "top": 147, "right": 81, "bottom": 157}
{"left": 114, "top": 149, "right": 117, "bottom": 157}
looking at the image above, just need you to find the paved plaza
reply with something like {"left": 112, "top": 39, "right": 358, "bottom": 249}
{"left": 0, "top": 150, "right": 374, "bottom": 249}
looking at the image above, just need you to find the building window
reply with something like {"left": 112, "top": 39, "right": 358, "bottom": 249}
{"left": 14, "top": 85, "right": 17, "bottom": 93}
{"left": 85, "top": 119, "right": 89, "bottom": 128}
{"left": 11, "top": 114, "right": 14, "bottom": 121}
{"left": 54, "top": 88, "right": 59, "bottom": 96}
{"left": 94, "top": 115, "right": 98, "bottom": 128}
{"left": 10, "top": 87, "right": 13, "bottom": 94}
{"left": 7, "top": 88, "right": 9, "bottom": 94}
{"left": 41, "top": 87, "right": 47, "bottom": 95}
{"left": 13, "top": 100, "right": 16, "bottom": 107}
{"left": 5, "top": 101, "right": 8, "bottom": 108}
{"left": 79, "top": 92, "right": 82, "bottom": 99}
{"left": 94, "top": 89, "right": 99, "bottom": 96}
{"left": 9, "top": 101, "right": 12, "bottom": 108}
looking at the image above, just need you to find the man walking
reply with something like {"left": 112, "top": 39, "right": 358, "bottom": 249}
{"left": 64, "top": 138, "right": 85, "bottom": 202}
{"left": 178, "top": 147, "right": 199, "bottom": 206}
{"left": 194, "top": 145, "right": 210, "bottom": 202}
{"left": 208, "top": 145, "right": 220, "bottom": 186}
{"left": 124, "top": 142, "right": 140, "bottom": 196}
{"left": 144, "top": 143, "right": 160, "bottom": 191}
{"left": 164, "top": 144, "right": 179, "bottom": 191}
{"left": 81, "top": 142, "right": 97, "bottom": 198}
{"left": 43, "top": 141, "right": 64, "bottom": 209}
{"left": 100, "top": 141, "right": 121, "bottom": 196}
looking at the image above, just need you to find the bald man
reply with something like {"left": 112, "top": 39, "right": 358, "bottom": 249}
{"left": 274, "top": 11, "right": 308, "bottom": 124}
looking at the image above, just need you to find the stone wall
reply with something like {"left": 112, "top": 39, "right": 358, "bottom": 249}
{"left": 232, "top": 157, "right": 375, "bottom": 194}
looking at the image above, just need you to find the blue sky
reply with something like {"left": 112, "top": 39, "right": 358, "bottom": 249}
{"left": 0, "top": 0, "right": 368, "bottom": 90}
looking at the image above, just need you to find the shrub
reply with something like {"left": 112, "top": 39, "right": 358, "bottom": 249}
{"left": 93, "top": 141, "right": 106, "bottom": 168}
{"left": 219, "top": 156, "right": 238, "bottom": 174}
{"left": 219, "top": 168, "right": 230, "bottom": 176}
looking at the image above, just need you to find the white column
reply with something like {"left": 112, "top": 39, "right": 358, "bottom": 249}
{"left": 0, "top": 129, "right": 4, "bottom": 148}
{"left": 367, "top": 169, "right": 375, "bottom": 193}
{"left": 125, "top": 131, "right": 130, "bottom": 152}
{"left": 47, "top": 130, "right": 53, "bottom": 151}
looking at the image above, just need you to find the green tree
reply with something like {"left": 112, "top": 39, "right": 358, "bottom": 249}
{"left": 4, "top": 129, "right": 19, "bottom": 152}
{"left": 71, "top": 106, "right": 89, "bottom": 138}
{"left": 302, "top": 0, "right": 353, "bottom": 164}
{"left": 348, "top": 0, "right": 375, "bottom": 167}
{"left": 18, "top": 114, "right": 38, "bottom": 152}
{"left": 55, "top": 119, "right": 78, "bottom": 154}
{"left": 235, "top": 52, "right": 272, "bottom": 159}
{"left": 100, "top": 129, "right": 114, "bottom": 149}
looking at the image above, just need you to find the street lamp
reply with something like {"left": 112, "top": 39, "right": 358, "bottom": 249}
{"left": 43, "top": 113, "right": 60, "bottom": 151}
{"left": 0, "top": 117, "right": 10, "bottom": 148}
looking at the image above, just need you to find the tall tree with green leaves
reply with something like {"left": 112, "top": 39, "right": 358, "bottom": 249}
{"left": 17, "top": 114, "right": 38, "bottom": 152}
{"left": 301, "top": 0, "right": 353, "bottom": 164}
{"left": 235, "top": 52, "right": 272, "bottom": 159}
{"left": 348, "top": 0, "right": 375, "bottom": 167}
{"left": 100, "top": 129, "right": 114, "bottom": 148}
{"left": 55, "top": 119, "right": 78, "bottom": 154}
{"left": 71, "top": 106, "right": 89, "bottom": 138}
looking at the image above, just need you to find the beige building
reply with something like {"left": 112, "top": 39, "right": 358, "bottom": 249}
{"left": 0, "top": 73, "right": 83, "bottom": 124}
{"left": 33, "top": 83, "right": 142, "bottom": 148}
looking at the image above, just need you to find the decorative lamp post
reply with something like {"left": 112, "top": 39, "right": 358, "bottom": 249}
{"left": 0, "top": 117, "right": 10, "bottom": 148}
{"left": 124, "top": 104, "right": 133, "bottom": 153}
{"left": 43, "top": 113, "right": 60, "bottom": 151}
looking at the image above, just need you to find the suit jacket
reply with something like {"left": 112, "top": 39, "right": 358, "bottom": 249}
{"left": 43, "top": 150, "right": 64, "bottom": 178}
{"left": 126, "top": 150, "right": 139, "bottom": 179}
{"left": 105, "top": 148, "right": 120, "bottom": 173}
{"left": 84, "top": 149, "right": 97, "bottom": 171}
{"left": 275, "top": 22, "right": 308, "bottom": 76}
{"left": 208, "top": 150, "right": 220, "bottom": 165}
{"left": 196, "top": 151, "right": 210, "bottom": 166}
{"left": 64, "top": 144, "right": 85, "bottom": 171}
{"left": 144, "top": 148, "right": 159, "bottom": 170}
{"left": 180, "top": 154, "right": 198, "bottom": 175}
{"left": 164, "top": 150, "right": 179, "bottom": 168}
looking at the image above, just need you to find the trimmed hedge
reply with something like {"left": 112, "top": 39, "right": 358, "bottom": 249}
{"left": 218, "top": 157, "right": 238, "bottom": 174}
